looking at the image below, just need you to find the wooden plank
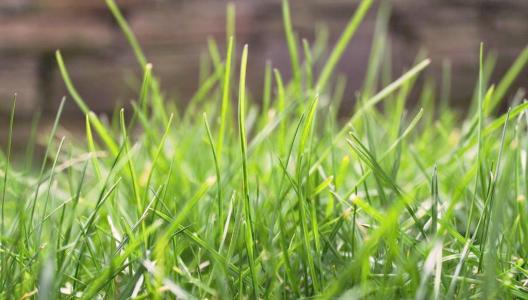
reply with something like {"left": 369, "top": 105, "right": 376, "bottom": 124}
{"left": 0, "top": 12, "right": 114, "bottom": 53}
{"left": 35, "top": 0, "right": 142, "bottom": 10}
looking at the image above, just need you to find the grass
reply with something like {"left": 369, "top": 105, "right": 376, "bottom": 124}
{"left": 1, "top": 0, "right": 528, "bottom": 298}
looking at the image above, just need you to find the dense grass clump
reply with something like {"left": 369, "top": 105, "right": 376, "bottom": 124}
{"left": 1, "top": 0, "right": 528, "bottom": 298}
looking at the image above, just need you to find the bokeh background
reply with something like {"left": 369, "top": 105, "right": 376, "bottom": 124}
{"left": 1, "top": 0, "right": 527, "bottom": 143}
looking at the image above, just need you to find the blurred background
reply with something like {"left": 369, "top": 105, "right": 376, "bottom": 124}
{"left": 0, "top": 0, "right": 527, "bottom": 144}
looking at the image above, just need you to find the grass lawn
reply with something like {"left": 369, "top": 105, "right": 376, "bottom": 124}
{"left": 1, "top": 0, "right": 528, "bottom": 298}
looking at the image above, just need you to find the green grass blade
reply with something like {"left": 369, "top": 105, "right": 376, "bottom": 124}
{"left": 282, "top": 0, "right": 301, "bottom": 91}
{"left": 488, "top": 46, "right": 528, "bottom": 113}
{"left": 105, "top": 0, "right": 146, "bottom": 67}
{"left": 1, "top": 95, "right": 15, "bottom": 235}
{"left": 316, "top": 0, "right": 374, "bottom": 92}
{"left": 217, "top": 36, "right": 234, "bottom": 159}
{"left": 56, "top": 51, "right": 119, "bottom": 155}
{"left": 238, "top": 44, "right": 259, "bottom": 298}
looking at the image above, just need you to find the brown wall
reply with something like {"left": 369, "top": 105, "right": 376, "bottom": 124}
{"left": 0, "top": 0, "right": 527, "bottom": 121}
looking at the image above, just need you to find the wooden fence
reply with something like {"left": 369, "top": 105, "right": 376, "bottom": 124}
{"left": 0, "top": 0, "right": 526, "bottom": 119}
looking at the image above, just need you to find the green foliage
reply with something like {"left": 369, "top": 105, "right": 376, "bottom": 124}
{"left": 1, "top": 0, "right": 527, "bottom": 298}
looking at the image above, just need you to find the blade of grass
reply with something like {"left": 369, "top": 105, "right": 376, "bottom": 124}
{"left": 27, "top": 97, "right": 65, "bottom": 240}
{"left": 119, "top": 109, "right": 142, "bottom": 215}
{"left": 55, "top": 51, "right": 118, "bottom": 156}
{"left": 316, "top": 0, "right": 374, "bottom": 92}
{"left": 302, "top": 39, "right": 314, "bottom": 91}
{"left": 238, "top": 44, "right": 259, "bottom": 298}
{"left": 488, "top": 46, "right": 528, "bottom": 113}
{"left": 282, "top": 0, "right": 301, "bottom": 92}
{"left": 1, "top": 95, "right": 15, "bottom": 235}
{"left": 203, "top": 113, "right": 224, "bottom": 229}
{"left": 217, "top": 36, "right": 234, "bottom": 160}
